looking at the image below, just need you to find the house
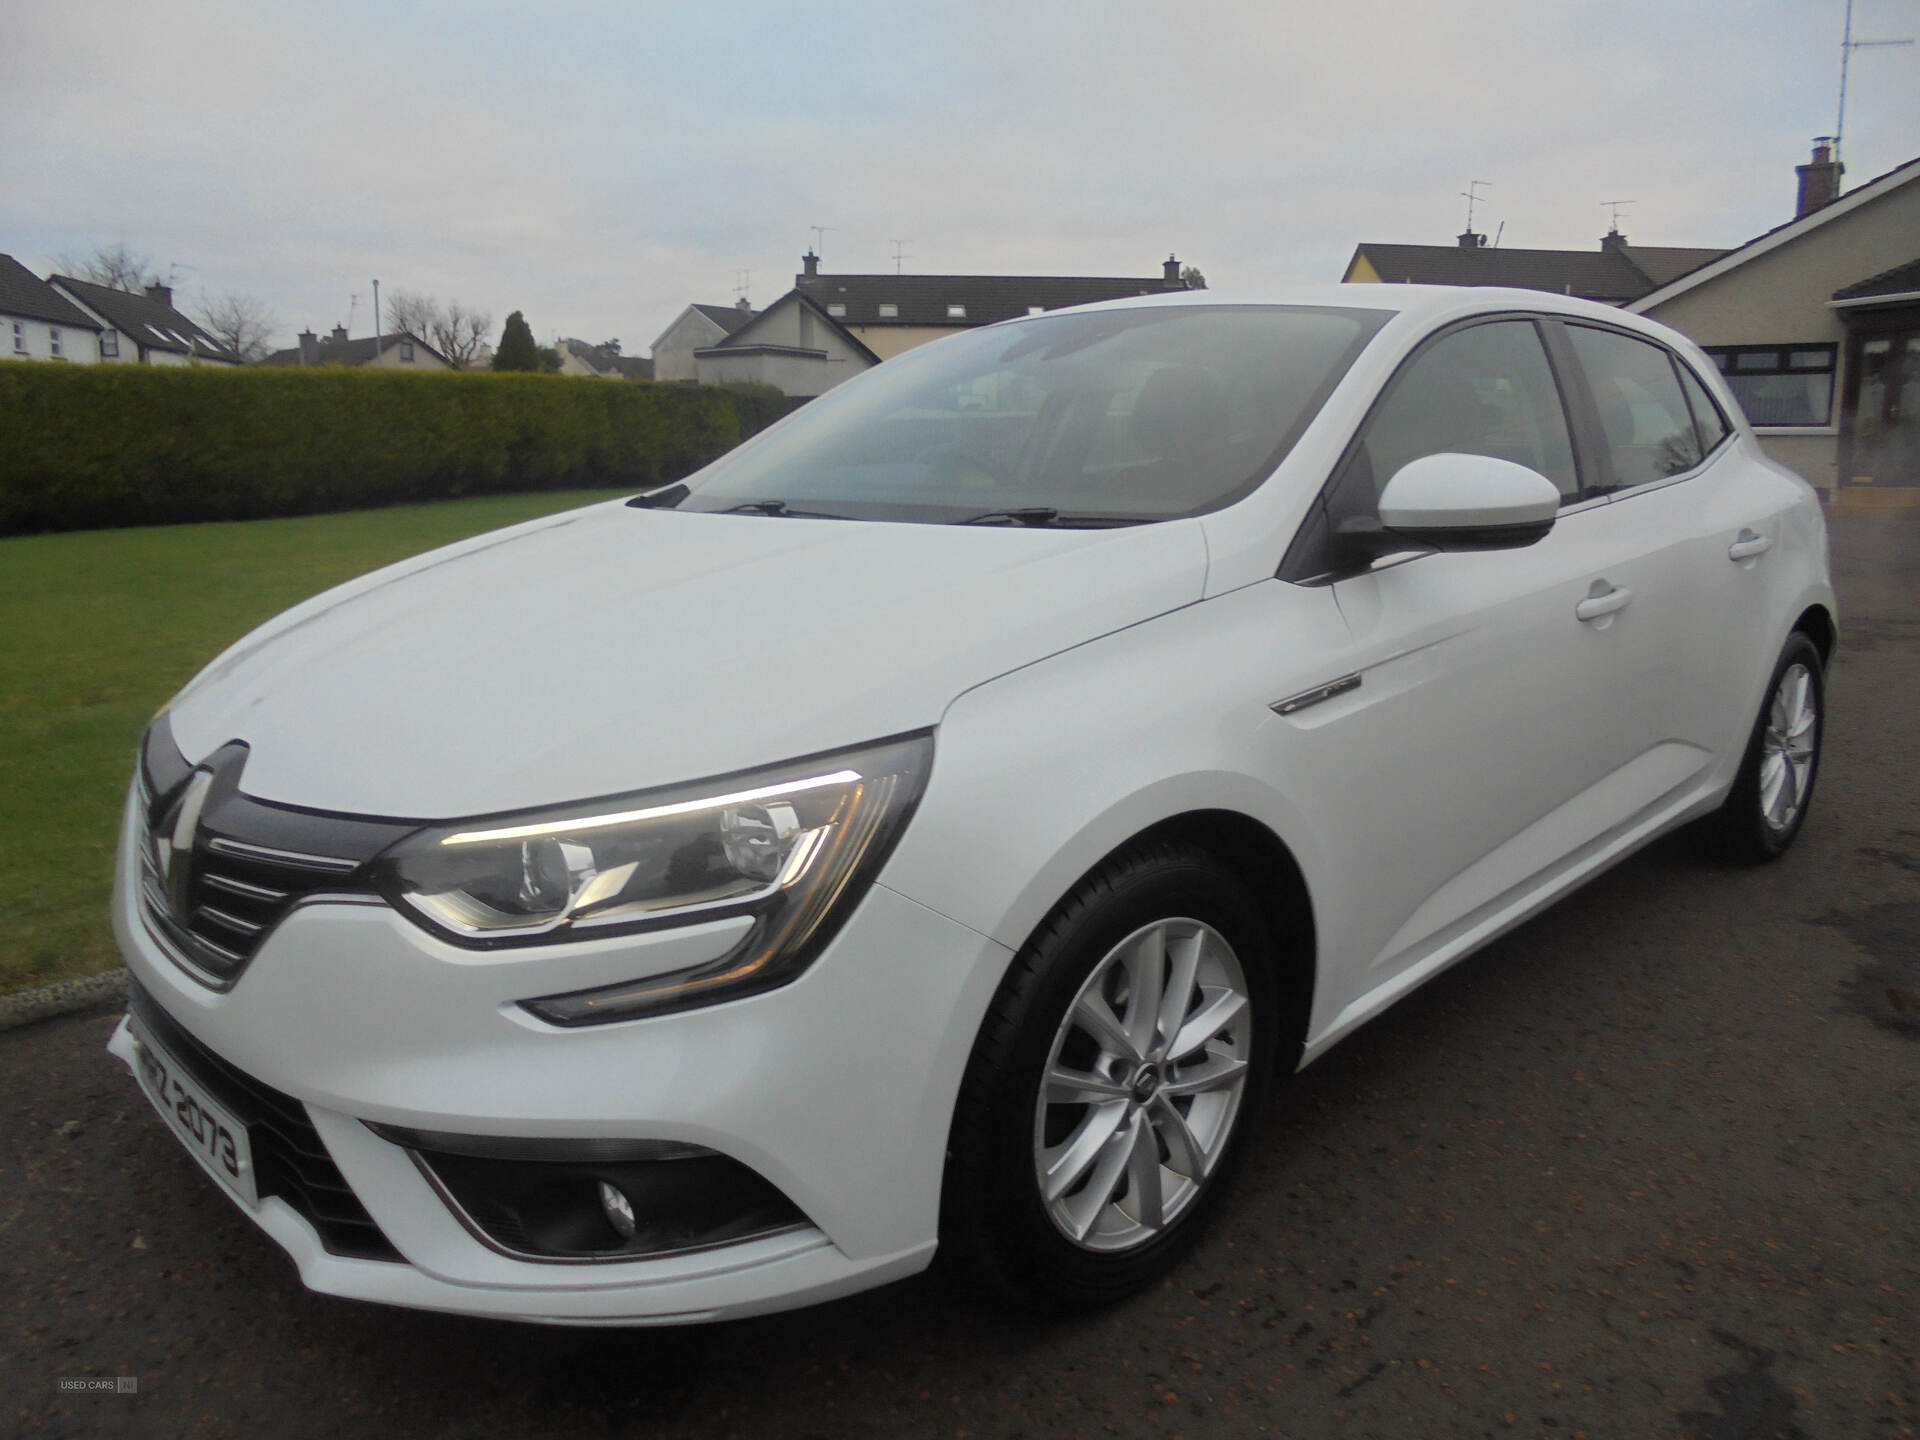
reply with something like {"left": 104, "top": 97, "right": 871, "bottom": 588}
{"left": 793, "top": 252, "right": 1194, "bottom": 359}
{"left": 1629, "top": 143, "right": 1920, "bottom": 497}
{"left": 555, "top": 338, "right": 653, "bottom": 380}
{"left": 650, "top": 302, "right": 756, "bottom": 381}
{"left": 692, "top": 289, "right": 881, "bottom": 397}
{"left": 1, "top": 253, "right": 104, "bottom": 362}
{"left": 1343, "top": 232, "right": 1725, "bottom": 306}
{"left": 259, "top": 325, "right": 450, "bottom": 369}
{"left": 49, "top": 276, "right": 240, "bottom": 364}
{"left": 691, "top": 254, "right": 1195, "bottom": 396}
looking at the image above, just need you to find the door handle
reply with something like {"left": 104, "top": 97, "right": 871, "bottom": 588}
{"left": 1728, "top": 530, "right": 1773, "bottom": 561}
{"left": 1575, "top": 584, "right": 1633, "bottom": 623}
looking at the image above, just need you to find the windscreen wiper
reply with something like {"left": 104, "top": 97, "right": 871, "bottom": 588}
{"left": 956, "top": 507, "right": 1143, "bottom": 528}
{"left": 716, "top": 499, "right": 854, "bottom": 519}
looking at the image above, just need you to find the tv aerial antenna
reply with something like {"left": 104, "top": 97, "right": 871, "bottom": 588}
{"left": 345, "top": 292, "right": 358, "bottom": 333}
{"left": 889, "top": 238, "right": 912, "bottom": 275}
{"left": 1460, "top": 180, "right": 1491, "bottom": 235}
{"left": 1601, "top": 199, "right": 1635, "bottom": 233}
{"left": 733, "top": 269, "right": 751, "bottom": 304}
{"left": 808, "top": 224, "right": 838, "bottom": 260}
{"left": 1836, "top": 0, "right": 1913, "bottom": 161}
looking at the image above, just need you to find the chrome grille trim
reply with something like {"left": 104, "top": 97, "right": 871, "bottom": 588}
{"left": 186, "top": 927, "right": 247, "bottom": 963}
{"left": 206, "top": 837, "right": 359, "bottom": 873}
{"left": 195, "top": 904, "right": 265, "bottom": 937}
{"left": 200, "top": 873, "right": 288, "bottom": 902}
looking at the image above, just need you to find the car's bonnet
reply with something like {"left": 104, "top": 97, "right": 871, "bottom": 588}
{"left": 166, "top": 500, "right": 1210, "bottom": 817}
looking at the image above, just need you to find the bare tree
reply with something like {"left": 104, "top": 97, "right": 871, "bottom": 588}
{"left": 428, "top": 301, "right": 493, "bottom": 370}
{"left": 196, "top": 290, "right": 280, "bottom": 363}
{"left": 383, "top": 289, "right": 437, "bottom": 342}
{"left": 381, "top": 290, "right": 492, "bottom": 369}
{"left": 1179, "top": 265, "right": 1207, "bottom": 290}
{"left": 55, "top": 241, "right": 154, "bottom": 291}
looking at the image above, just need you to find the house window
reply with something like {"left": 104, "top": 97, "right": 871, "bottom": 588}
{"left": 878, "top": 303, "right": 898, "bottom": 319}
{"left": 100, "top": 331, "right": 119, "bottom": 358}
{"left": 946, "top": 304, "right": 966, "bottom": 319}
{"left": 400, "top": 342, "right": 415, "bottom": 362}
{"left": 1701, "top": 344, "right": 1836, "bottom": 427}
{"left": 11, "top": 321, "right": 24, "bottom": 354}
{"left": 49, "top": 328, "right": 62, "bottom": 358}
{"left": 827, "top": 303, "right": 847, "bottom": 318}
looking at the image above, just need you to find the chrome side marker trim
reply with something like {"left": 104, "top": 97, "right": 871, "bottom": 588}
{"left": 1270, "top": 673, "right": 1362, "bottom": 716}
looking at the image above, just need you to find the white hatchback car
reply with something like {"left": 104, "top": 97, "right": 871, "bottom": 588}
{"left": 110, "top": 286, "right": 1834, "bottom": 1324}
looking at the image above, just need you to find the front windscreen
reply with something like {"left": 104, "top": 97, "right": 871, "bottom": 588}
{"left": 665, "top": 304, "right": 1389, "bottom": 526}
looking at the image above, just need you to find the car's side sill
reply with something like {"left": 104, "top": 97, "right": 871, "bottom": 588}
{"left": 1296, "top": 778, "right": 1727, "bottom": 1070}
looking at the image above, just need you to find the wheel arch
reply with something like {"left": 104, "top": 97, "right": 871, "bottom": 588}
{"left": 1054, "top": 808, "right": 1317, "bottom": 1073}
{"left": 1793, "top": 603, "right": 1836, "bottom": 666}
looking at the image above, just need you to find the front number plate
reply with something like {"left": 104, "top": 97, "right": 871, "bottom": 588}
{"left": 127, "top": 1014, "right": 258, "bottom": 1207}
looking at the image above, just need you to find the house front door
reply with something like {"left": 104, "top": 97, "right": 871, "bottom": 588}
{"left": 1845, "top": 312, "right": 1920, "bottom": 488}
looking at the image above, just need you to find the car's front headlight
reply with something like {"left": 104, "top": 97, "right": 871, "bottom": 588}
{"left": 373, "top": 733, "right": 932, "bottom": 1024}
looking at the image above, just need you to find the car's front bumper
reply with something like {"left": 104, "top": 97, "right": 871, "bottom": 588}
{"left": 108, "top": 783, "right": 1014, "bottom": 1324}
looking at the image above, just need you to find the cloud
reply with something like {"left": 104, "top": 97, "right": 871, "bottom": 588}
{"left": 4, "top": 0, "right": 1915, "bottom": 353}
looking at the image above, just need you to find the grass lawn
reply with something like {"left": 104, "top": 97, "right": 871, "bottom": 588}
{"left": 0, "top": 488, "right": 633, "bottom": 997}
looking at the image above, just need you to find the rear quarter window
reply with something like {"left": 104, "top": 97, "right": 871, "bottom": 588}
{"left": 1566, "top": 325, "right": 1702, "bottom": 490}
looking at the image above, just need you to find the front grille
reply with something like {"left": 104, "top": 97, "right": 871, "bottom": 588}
{"left": 136, "top": 718, "right": 411, "bottom": 988}
{"left": 128, "top": 980, "right": 403, "bottom": 1263}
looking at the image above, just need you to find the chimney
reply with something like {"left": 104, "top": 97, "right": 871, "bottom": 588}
{"left": 298, "top": 330, "right": 318, "bottom": 365}
{"left": 1163, "top": 254, "right": 1181, "bottom": 284}
{"left": 1600, "top": 229, "right": 1629, "bottom": 252}
{"left": 735, "top": 295, "right": 752, "bottom": 311}
{"left": 331, "top": 324, "right": 349, "bottom": 344}
{"left": 144, "top": 282, "right": 173, "bottom": 308}
{"left": 1457, "top": 231, "right": 1487, "bottom": 249}
{"left": 800, "top": 251, "right": 820, "bottom": 282}
{"left": 1795, "top": 138, "right": 1844, "bottom": 217}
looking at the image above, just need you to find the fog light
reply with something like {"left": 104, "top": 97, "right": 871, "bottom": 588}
{"left": 598, "top": 1180, "right": 637, "bottom": 1239}
{"left": 371, "top": 1126, "right": 810, "bottom": 1261}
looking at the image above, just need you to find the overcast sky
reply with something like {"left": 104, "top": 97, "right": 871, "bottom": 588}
{"left": 5, "top": 0, "right": 1917, "bottom": 356}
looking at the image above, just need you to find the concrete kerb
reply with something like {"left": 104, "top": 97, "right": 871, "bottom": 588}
{"left": 1827, "top": 487, "right": 1920, "bottom": 516}
{"left": 0, "top": 969, "right": 128, "bottom": 1033}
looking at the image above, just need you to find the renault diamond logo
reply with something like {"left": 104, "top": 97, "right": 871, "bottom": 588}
{"left": 158, "top": 770, "right": 214, "bottom": 922}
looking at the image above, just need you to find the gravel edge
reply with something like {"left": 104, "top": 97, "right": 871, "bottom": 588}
{"left": 0, "top": 969, "right": 128, "bottom": 1033}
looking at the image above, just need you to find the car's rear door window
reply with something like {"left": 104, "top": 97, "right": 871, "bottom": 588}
{"left": 1565, "top": 325, "right": 1703, "bottom": 490}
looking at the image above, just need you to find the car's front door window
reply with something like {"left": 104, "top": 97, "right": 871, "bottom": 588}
{"left": 1329, "top": 319, "right": 1581, "bottom": 534}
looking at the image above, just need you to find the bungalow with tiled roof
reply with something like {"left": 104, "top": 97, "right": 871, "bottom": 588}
{"left": 258, "top": 325, "right": 449, "bottom": 369}
{"left": 556, "top": 338, "right": 653, "bottom": 379}
{"left": 691, "top": 254, "right": 1194, "bottom": 396}
{"left": 1629, "top": 143, "right": 1920, "bottom": 498}
{"left": 1342, "top": 233, "right": 1726, "bottom": 306}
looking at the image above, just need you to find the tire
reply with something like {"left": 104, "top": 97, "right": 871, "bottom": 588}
{"left": 940, "top": 840, "right": 1277, "bottom": 1310}
{"left": 1713, "top": 631, "right": 1825, "bottom": 863}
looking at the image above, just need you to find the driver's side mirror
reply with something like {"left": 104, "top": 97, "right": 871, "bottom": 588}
{"left": 1353, "top": 451, "right": 1562, "bottom": 554}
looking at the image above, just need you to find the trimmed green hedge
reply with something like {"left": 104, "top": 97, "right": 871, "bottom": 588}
{"left": 0, "top": 364, "right": 794, "bottom": 535}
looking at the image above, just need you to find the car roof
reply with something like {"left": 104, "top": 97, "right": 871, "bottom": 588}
{"left": 1032, "top": 282, "right": 1690, "bottom": 341}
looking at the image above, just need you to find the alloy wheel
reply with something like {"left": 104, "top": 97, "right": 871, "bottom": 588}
{"left": 1759, "top": 661, "right": 1818, "bottom": 834}
{"left": 1032, "top": 917, "right": 1253, "bottom": 1252}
